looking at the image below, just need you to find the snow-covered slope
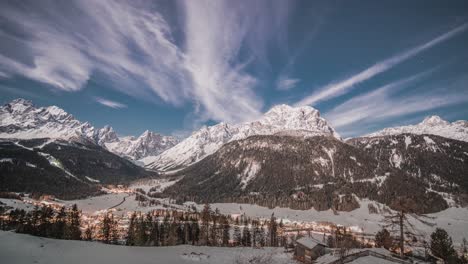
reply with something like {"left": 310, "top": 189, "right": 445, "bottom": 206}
{"left": 0, "top": 99, "right": 177, "bottom": 160}
{"left": 0, "top": 98, "right": 97, "bottom": 140}
{"left": 144, "top": 104, "right": 340, "bottom": 171}
{"left": 105, "top": 130, "right": 179, "bottom": 160}
{"left": 365, "top": 115, "right": 468, "bottom": 142}
{"left": 0, "top": 231, "right": 292, "bottom": 264}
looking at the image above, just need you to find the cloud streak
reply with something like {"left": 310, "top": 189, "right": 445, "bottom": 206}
{"left": 324, "top": 71, "right": 468, "bottom": 137}
{"left": 295, "top": 22, "right": 468, "bottom": 107}
{"left": 93, "top": 97, "right": 127, "bottom": 109}
{"left": 0, "top": 0, "right": 292, "bottom": 125}
{"left": 276, "top": 76, "right": 300, "bottom": 91}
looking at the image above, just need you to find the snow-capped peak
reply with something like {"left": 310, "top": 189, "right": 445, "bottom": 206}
{"left": 0, "top": 98, "right": 178, "bottom": 161}
{"left": 421, "top": 115, "right": 449, "bottom": 126}
{"left": 144, "top": 104, "right": 339, "bottom": 171}
{"left": 365, "top": 115, "right": 468, "bottom": 142}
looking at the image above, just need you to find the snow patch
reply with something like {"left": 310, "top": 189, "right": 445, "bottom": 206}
{"left": 239, "top": 161, "right": 261, "bottom": 189}
{"left": 404, "top": 135, "right": 412, "bottom": 149}
{"left": 85, "top": 176, "right": 100, "bottom": 183}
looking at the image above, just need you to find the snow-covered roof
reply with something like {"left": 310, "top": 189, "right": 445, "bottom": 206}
{"left": 296, "top": 236, "right": 327, "bottom": 249}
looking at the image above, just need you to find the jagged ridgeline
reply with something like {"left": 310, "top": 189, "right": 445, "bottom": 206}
{"left": 0, "top": 138, "right": 156, "bottom": 199}
{"left": 163, "top": 134, "right": 466, "bottom": 214}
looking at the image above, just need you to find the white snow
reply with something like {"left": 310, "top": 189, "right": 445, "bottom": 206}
{"left": 85, "top": 176, "right": 100, "bottom": 183}
{"left": 38, "top": 152, "right": 81, "bottom": 181}
{"left": 3, "top": 193, "right": 468, "bottom": 247}
{"left": 239, "top": 161, "right": 261, "bottom": 189}
{"left": 404, "top": 135, "right": 412, "bottom": 149}
{"left": 25, "top": 162, "right": 37, "bottom": 168}
{"left": 389, "top": 149, "right": 403, "bottom": 168}
{"left": 313, "top": 157, "right": 329, "bottom": 167}
{"left": 0, "top": 99, "right": 176, "bottom": 161}
{"left": 0, "top": 231, "right": 295, "bottom": 264}
{"left": 423, "top": 136, "right": 435, "bottom": 145}
{"left": 322, "top": 147, "right": 335, "bottom": 177}
{"left": 0, "top": 158, "right": 13, "bottom": 163}
{"left": 366, "top": 115, "right": 468, "bottom": 142}
{"left": 144, "top": 104, "right": 341, "bottom": 171}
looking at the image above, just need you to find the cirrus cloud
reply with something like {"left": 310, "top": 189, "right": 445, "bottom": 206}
{"left": 0, "top": 0, "right": 293, "bottom": 124}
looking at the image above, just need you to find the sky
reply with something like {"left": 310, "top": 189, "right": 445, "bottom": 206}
{"left": 0, "top": 0, "right": 467, "bottom": 138}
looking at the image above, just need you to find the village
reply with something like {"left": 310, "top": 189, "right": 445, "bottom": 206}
{"left": 2, "top": 187, "right": 466, "bottom": 264}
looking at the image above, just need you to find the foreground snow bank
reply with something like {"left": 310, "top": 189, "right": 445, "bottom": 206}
{"left": 0, "top": 231, "right": 296, "bottom": 264}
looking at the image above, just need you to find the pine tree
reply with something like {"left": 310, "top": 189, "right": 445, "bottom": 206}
{"left": 135, "top": 214, "right": 148, "bottom": 246}
{"left": 222, "top": 218, "right": 230, "bottom": 246}
{"left": 67, "top": 204, "right": 81, "bottom": 240}
{"left": 234, "top": 226, "right": 242, "bottom": 246}
{"left": 191, "top": 221, "right": 200, "bottom": 245}
{"left": 148, "top": 220, "right": 160, "bottom": 246}
{"left": 37, "top": 205, "right": 53, "bottom": 237}
{"left": 126, "top": 212, "right": 137, "bottom": 246}
{"left": 53, "top": 206, "right": 67, "bottom": 239}
{"left": 201, "top": 203, "right": 211, "bottom": 245}
{"left": 242, "top": 227, "right": 252, "bottom": 247}
{"left": 254, "top": 225, "right": 265, "bottom": 248}
{"left": 375, "top": 228, "right": 393, "bottom": 250}
{"left": 430, "top": 228, "right": 457, "bottom": 262}
{"left": 110, "top": 214, "right": 119, "bottom": 245}
{"left": 100, "top": 213, "right": 112, "bottom": 243}
{"left": 84, "top": 225, "right": 94, "bottom": 241}
{"left": 268, "top": 213, "right": 278, "bottom": 247}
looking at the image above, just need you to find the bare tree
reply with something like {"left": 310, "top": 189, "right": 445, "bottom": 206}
{"left": 383, "top": 197, "right": 435, "bottom": 258}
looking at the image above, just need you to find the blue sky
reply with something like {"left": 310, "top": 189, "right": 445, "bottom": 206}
{"left": 0, "top": 0, "right": 467, "bottom": 137}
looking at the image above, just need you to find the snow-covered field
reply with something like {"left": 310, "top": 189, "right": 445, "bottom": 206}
{"left": 0, "top": 231, "right": 296, "bottom": 264}
{"left": 63, "top": 194, "right": 468, "bottom": 243}
{"left": 4, "top": 191, "right": 468, "bottom": 246}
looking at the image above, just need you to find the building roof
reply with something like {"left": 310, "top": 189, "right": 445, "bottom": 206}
{"left": 296, "top": 236, "right": 327, "bottom": 249}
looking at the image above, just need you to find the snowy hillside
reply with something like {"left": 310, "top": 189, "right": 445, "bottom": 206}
{"left": 0, "top": 231, "right": 295, "bottom": 264}
{"left": 365, "top": 115, "right": 468, "bottom": 142}
{"left": 0, "top": 99, "right": 177, "bottom": 160}
{"left": 144, "top": 104, "right": 340, "bottom": 171}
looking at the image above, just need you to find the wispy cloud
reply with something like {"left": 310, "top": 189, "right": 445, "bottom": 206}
{"left": 93, "top": 97, "right": 127, "bottom": 109}
{"left": 181, "top": 1, "right": 292, "bottom": 123}
{"left": 0, "top": 0, "right": 292, "bottom": 124}
{"left": 324, "top": 71, "right": 468, "bottom": 137}
{"left": 276, "top": 76, "right": 300, "bottom": 91}
{"left": 295, "top": 22, "right": 468, "bottom": 107}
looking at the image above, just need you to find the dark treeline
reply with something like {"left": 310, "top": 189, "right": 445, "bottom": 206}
{"left": 0, "top": 203, "right": 283, "bottom": 248}
{"left": 120, "top": 204, "right": 282, "bottom": 247}
{"left": 0, "top": 204, "right": 82, "bottom": 240}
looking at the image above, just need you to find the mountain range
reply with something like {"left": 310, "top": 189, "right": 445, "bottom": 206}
{"left": 1, "top": 98, "right": 467, "bottom": 214}
{"left": 0, "top": 99, "right": 178, "bottom": 160}
{"left": 143, "top": 104, "right": 340, "bottom": 171}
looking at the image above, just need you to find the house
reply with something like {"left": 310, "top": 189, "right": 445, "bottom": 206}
{"left": 315, "top": 248, "right": 415, "bottom": 264}
{"left": 294, "top": 236, "right": 328, "bottom": 263}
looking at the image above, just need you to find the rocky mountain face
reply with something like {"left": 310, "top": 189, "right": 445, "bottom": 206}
{"left": 0, "top": 138, "right": 155, "bottom": 199}
{"left": 163, "top": 135, "right": 456, "bottom": 214}
{"left": 144, "top": 104, "right": 340, "bottom": 171}
{"left": 348, "top": 134, "right": 468, "bottom": 203}
{"left": 0, "top": 99, "right": 177, "bottom": 160}
{"left": 0, "top": 99, "right": 97, "bottom": 140}
{"left": 105, "top": 130, "right": 179, "bottom": 160}
{"left": 365, "top": 115, "right": 468, "bottom": 142}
